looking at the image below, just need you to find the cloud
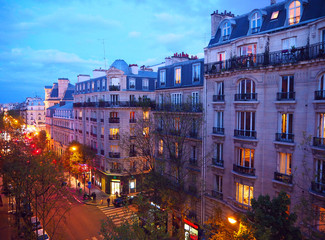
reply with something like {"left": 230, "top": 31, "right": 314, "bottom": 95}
{"left": 156, "top": 33, "right": 184, "bottom": 45}
{"left": 128, "top": 31, "right": 141, "bottom": 38}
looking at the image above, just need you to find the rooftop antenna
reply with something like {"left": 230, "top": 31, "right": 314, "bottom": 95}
{"left": 98, "top": 38, "right": 107, "bottom": 69}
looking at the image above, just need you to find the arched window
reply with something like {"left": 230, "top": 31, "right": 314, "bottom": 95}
{"left": 222, "top": 22, "right": 231, "bottom": 41}
{"left": 251, "top": 12, "right": 261, "bottom": 33}
{"left": 236, "top": 79, "right": 257, "bottom": 101}
{"left": 289, "top": 1, "right": 301, "bottom": 25}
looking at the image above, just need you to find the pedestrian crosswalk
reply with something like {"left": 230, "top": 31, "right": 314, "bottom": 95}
{"left": 84, "top": 235, "right": 104, "bottom": 240}
{"left": 96, "top": 205, "right": 137, "bottom": 226}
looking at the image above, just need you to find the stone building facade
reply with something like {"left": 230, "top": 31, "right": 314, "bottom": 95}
{"left": 204, "top": 0, "right": 325, "bottom": 234}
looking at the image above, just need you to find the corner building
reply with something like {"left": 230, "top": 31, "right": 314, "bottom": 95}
{"left": 204, "top": 0, "right": 325, "bottom": 234}
{"left": 73, "top": 61, "right": 156, "bottom": 196}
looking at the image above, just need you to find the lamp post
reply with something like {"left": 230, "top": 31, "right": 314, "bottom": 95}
{"left": 70, "top": 146, "right": 77, "bottom": 189}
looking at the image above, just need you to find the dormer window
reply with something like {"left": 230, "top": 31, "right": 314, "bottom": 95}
{"left": 222, "top": 22, "right": 231, "bottom": 41}
{"left": 160, "top": 70, "right": 166, "bottom": 87}
{"left": 289, "top": 1, "right": 301, "bottom": 25}
{"left": 251, "top": 12, "right": 261, "bottom": 33}
{"left": 129, "top": 78, "right": 135, "bottom": 90}
{"left": 175, "top": 67, "right": 181, "bottom": 85}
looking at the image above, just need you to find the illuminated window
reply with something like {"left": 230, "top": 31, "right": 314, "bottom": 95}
{"left": 110, "top": 128, "right": 119, "bottom": 139}
{"left": 313, "top": 205, "right": 325, "bottom": 232}
{"left": 143, "top": 127, "right": 149, "bottom": 136}
{"left": 271, "top": 11, "right": 279, "bottom": 20}
{"left": 222, "top": 22, "right": 231, "bottom": 41}
{"left": 240, "top": 44, "right": 257, "bottom": 56}
{"left": 236, "top": 147, "right": 255, "bottom": 169}
{"left": 278, "top": 152, "right": 292, "bottom": 175}
{"left": 289, "top": 1, "right": 301, "bottom": 25}
{"left": 251, "top": 12, "right": 261, "bottom": 33}
{"left": 175, "top": 142, "right": 179, "bottom": 158}
{"left": 315, "top": 159, "right": 325, "bottom": 185}
{"left": 280, "top": 113, "right": 293, "bottom": 135}
{"left": 175, "top": 67, "right": 181, "bottom": 84}
{"left": 218, "top": 52, "right": 226, "bottom": 68}
{"left": 317, "top": 113, "right": 325, "bottom": 139}
{"left": 129, "top": 78, "right": 135, "bottom": 90}
{"left": 143, "top": 111, "right": 149, "bottom": 120}
{"left": 236, "top": 182, "right": 254, "bottom": 206}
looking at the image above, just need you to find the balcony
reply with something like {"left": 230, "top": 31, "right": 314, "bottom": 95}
{"left": 212, "top": 158, "right": 224, "bottom": 167}
{"left": 109, "top": 117, "right": 120, "bottom": 123}
{"left": 275, "top": 133, "right": 294, "bottom": 143}
{"left": 90, "top": 118, "right": 97, "bottom": 122}
{"left": 189, "top": 158, "right": 198, "bottom": 166}
{"left": 276, "top": 92, "right": 295, "bottom": 101}
{"left": 188, "top": 186, "right": 198, "bottom": 196}
{"left": 189, "top": 131, "right": 199, "bottom": 139}
{"left": 213, "top": 95, "right": 225, "bottom": 102}
{"left": 73, "top": 102, "right": 83, "bottom": 107}
{"left": 129, "top": 135, "right": 136, "bottom": 140}
{"left": 129, "top": 151, "right": 137, "bottom": 157}
{"left": 91, "top": 133, "right": 97, "bottom": 137}
{"left": 211, "top": 190, "right": 223, "bottom": 200}
{"left": 274, "top": 172, "right": 293, "bottom": 184}
{"left": 109, "top": 85, "right": 120, "bottom": 91}
{"left": 310, "top": 181, "right": 325, "bottom": 197}
{"left": 313, "top": 137, "right": 325, "bottom": 148}
{"left": 234, "top": 93, "right": 257, "bottom": 101}
{"left": 206, "top": 42, "right": 325, "bottom": 75}
{"left": 315, "top": 90, "right": 325, "bottom": 100}
{"left": 109, "top": 134, "right": 120, "bottom": 140}
{"left": 155, "top": 103, "right": 203, "bottom": 113}
{"left": 110, "top": 168, "right": 122, "bottom": 173}
{"left": 213, "top": 127, "right": 224, "bottom": 135}
{"left": 129, "top": 118, "right": 136, "bottom": 123}
{"left": 234, "top": 129, "right": 257, "bottom": 139}
{"left": 233, "top": 164, "right": 255, "bottom": 176}
{"left": 100, "top": 150, "right": 105, "bottom": 155}
{"left": 109, "top": 152, "right": 120, "bottom": 158}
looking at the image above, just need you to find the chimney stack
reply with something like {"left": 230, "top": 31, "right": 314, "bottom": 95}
{"left": 271, "top": 0, "right": 276, "bottom": 5}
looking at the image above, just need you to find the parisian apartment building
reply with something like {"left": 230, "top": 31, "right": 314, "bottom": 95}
{"left": 203, "top": 0, "right": 325, "bottom": 234}
{"left": 20, "top": 97, "right": 46, "bottom": 131}
{"left": 72, "top": 61, "right": 156, "bottom": 196}
{"left": 42, "top": 0, "right": 325, "bottom": 237}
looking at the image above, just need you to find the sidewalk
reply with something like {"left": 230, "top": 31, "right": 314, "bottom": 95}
{"left": 67, "top": 175, "right": 112, "bottom": 206}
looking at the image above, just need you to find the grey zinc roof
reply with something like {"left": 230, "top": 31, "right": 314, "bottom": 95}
{"left": 110, "top": 59, "right": 130, "bottom": 74}
{"left": 208, "top": 0, "right": 325, "bottom": 48}
{"left": 56, "top": 102, "right": 73, "bottom": 110}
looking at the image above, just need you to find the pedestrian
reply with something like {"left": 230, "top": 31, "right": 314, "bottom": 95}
{"left": 107, "top": 197, "right": 110, "bottom": 207}
{"left": 115, "top": 191, "right": 119, "bottom": 198}
{"left": 100, "top": 199, "right": 103, "bottom": 205}
{"left": 78, "top": 182, "right": 80, "bottom": 188}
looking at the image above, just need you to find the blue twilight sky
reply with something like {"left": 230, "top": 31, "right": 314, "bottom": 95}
{"left": 0, "top": 0, "right": 270, "bottom": 103}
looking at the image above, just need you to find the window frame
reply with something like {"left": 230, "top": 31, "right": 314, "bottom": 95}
{"left": 288, "top": 0, "right": 301, "bottom": 25}
{"left": 129, "top": 78, "right": 136, "bottom": 90}
{"left": 174, "top": 67, "right": 181, "bottom": 85}
{"left": 222, "top": 22, "right": 231, "bottom": 40}
{"left": 236, "top": 182, "right": 254, "bottom": 206}
{"left": 277, "top": 152, "right": 292, "bottom": 175}
{"left": 160, "top": 69, "right": 166, "bottom": 87}
{"left": 192, "top": 63, "right": 200, "bottom": 83}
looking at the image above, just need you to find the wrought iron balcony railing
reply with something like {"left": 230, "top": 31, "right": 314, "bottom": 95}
{"left": 109, "top": 134, "right": 120, "bottom": 140}
{"left": 276, "top": 92, "right": 295, "bottom": 101}
{"left": 275, "top": 133, "right": 294, "bottom": 143}
{"left": 212, "top": 158, "right": 224, "bottom": 167}
{"left": 315, "top": 90, "right": 325, "bottom": 100}
{"left": 213, "top": 127, "right": 224, "bottom": 135}
{"left": 204, "top": 42, "right": 325, "bottom": 75}
{"left": 234, "top": 93, "right": 257, "bottom": 101}
{"left": 233, "top": 164, "right": 255, "bottom": 176}
{"left": 109, "top": 117, "right": 120, "bottom": 123}
{"left": 274, "top": 172, "right": 293, "bottom": 184}
{"left": 311, "top": 181, "right": 325, "bottom": 196}
{"left": 313, "top": 137, "right": 325, "bottom": 148}
{"left": 213, "top": 95, "right": 225, "bottom": 102}
{"left": 211, "top": 190, "right": 223, "bottom": 200}
{"left": 189, "top": 158, "right": 198, "bottom": 166}
{"left": 234, "top": 129, "right": 257, "bottom": 139}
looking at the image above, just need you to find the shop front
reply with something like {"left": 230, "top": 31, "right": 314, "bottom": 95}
{"left": 184, "top": 219, "right": 199, "bottom": 240}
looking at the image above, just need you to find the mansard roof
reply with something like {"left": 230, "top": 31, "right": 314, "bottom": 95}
{"left": 208, "top": 0, "right": 325, "bottom": 48}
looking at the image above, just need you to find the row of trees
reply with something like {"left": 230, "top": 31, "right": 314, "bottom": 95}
{"left": 0, "top": 113, "right": 73, "bottom": 239}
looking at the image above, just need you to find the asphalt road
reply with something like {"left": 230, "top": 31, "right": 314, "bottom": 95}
{"left": 52, "top": 203, "right": 107, "bottom": 240}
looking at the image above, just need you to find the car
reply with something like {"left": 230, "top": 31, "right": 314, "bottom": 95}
{"left": 113, "top": 197, "right": 127, "bottom": 207}
{"left": 30, "top": 216, "right": 42, "bottom": 231}
{"left": 34, "top": 229, "right": 50, "bottom": 240}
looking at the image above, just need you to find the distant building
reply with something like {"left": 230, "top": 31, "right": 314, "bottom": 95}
{"left": 73, "top": 60, "right": 156, "bottom": 195}
{"left": 204, "top": 0, "right": 325, "bottom": 236}
{"left": 20, "top": 97, "right": 45, "bottom": 131}
{"left": 44, "top": 78, "right": 74, "bottom": 148}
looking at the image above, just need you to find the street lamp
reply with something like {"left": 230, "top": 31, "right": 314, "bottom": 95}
{"left": 71, "top": 146, "right": 77, "bottom": 152}
{"left": 228, "top": 217, "right": 237, "bottom": 224}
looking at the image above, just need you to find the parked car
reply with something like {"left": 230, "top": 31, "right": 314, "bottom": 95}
{"left": 113, "top": 197, "right": 127, "bottom": 207}
{"left": 34, "top": 229, "right": 50, "bottom": 240}
{"left": 30, "top": 216, "right": 42, "bottom": 231}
